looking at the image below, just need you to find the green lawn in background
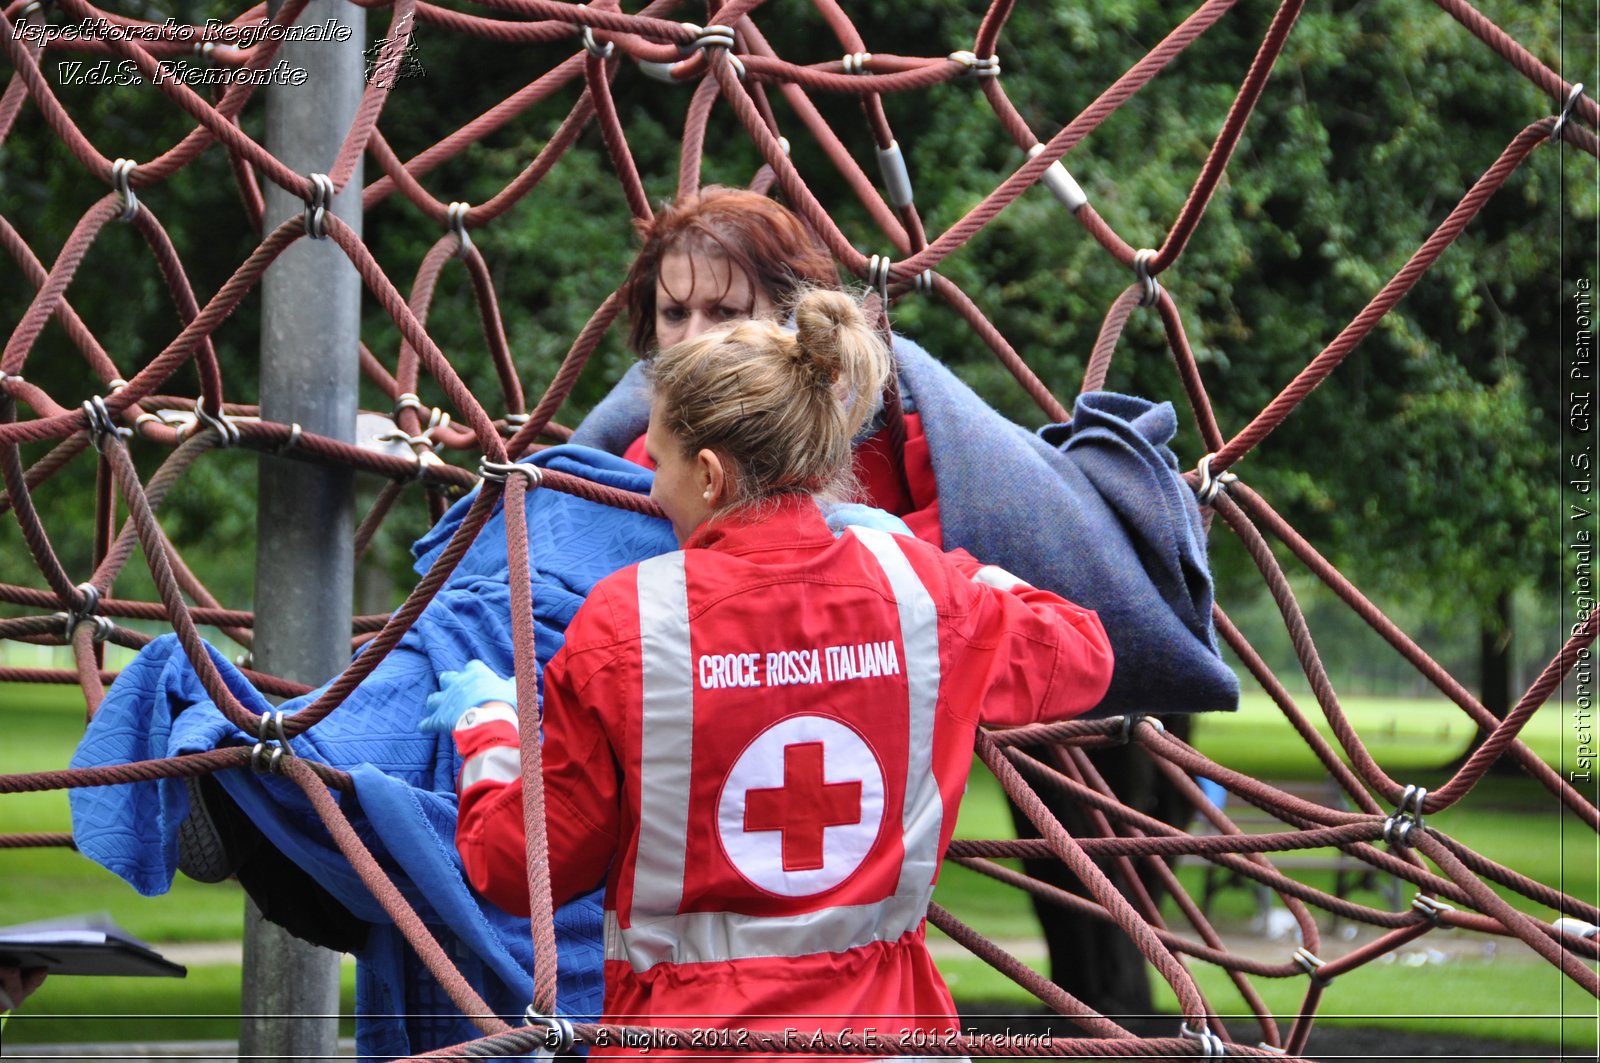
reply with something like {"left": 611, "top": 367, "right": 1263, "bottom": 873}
{"left": 0, "top": 682, "right": 245, "bottom": 942}
{"left": 2, "top": 963, "right": 358, "bottom": 1045}
{"left": 3, "top": 681, "right": 1595, "bottom": 1047}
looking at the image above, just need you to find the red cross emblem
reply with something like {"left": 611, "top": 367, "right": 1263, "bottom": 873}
{"left": 718, "top": 715, "right": 885, "bottom": 897}
{"left": 743, "top": 742, "right": 863, "bottom": 871}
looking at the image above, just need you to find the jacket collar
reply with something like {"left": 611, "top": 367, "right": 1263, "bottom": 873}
{"left": 683, "top": 494, "right": 835, "bottom": 557}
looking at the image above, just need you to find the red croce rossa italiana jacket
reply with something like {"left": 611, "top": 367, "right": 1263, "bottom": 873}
{"left": 454, "top": 496, "right": 1113, "bottom": 1057}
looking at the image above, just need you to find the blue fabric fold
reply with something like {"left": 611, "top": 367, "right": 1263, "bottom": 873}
{"left": 573, "top": 336, "right": 1237, "bottom": 717}
{"left": 70, "top": 445, "right": 676, "bottom": 1060}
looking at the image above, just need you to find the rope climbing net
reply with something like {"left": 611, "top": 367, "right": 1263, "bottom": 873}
{"left": 0, "top": 0, "right": 1596, "bottom": 1058}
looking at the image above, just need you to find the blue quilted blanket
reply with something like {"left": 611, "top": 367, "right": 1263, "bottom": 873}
{"left": 69, "top": 445, "right": 678, "bottom": 1060}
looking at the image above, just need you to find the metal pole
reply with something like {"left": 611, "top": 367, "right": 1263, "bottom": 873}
{"left": 246, "top": 0, "right": 365, "bottom": 1058}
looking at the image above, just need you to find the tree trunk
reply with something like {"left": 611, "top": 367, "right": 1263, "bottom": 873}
{"left": 1450, "top": 591, "right": 1516, "bottom": 772}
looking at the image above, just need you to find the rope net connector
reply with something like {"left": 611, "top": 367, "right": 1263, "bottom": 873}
{"left": 875, "top": 140, "right": 915, "bottom": 209}
{"left": 685, "top": 23, "right": 736, "bottom": 51}
{"left": 189, "top": 398, "right": 241, "bottom": 447}
{"left": 1552, "top": 82, "right": 1586, "bottom": 143}
{"left": 580, "top": 26, "right": 614, "bottom": 60}
{"left": 948, "top": 50, "right": 1000, "bottom": 78}
{"left": 251, "top": 710, "right": 291, "bottom": 775}
{"left": 686, "top": 22, "right": 743, "bottom": 78}
{"left": 303, "top": 173, "right": 334, "bottom": 239}
{"left": 80, "top": 394, "right": 131, "bottom": 452}
{"left": 480, "top": 458, "right": 544, "bottom": 490}
{"left": 913, "top": 269, "right": 936, "bottom": 295}
{"left": 1412, "top": 893, "right": 1455, "bottom": 926}
{"left": 193, "top": 40, "right": 214, "bottom": 65}
{"left": 110, "top": 158, "right": 139, "bottom": 222}
{"left": 1292, "top": 946, "right": 1328, "bottom": 983}
{"left": 1179, "top": 1022, "right": 1227, "bottom": 1057}
{"left": 1255, "top": 1044, "right": 1288, "bottom": 1055}
{"left": 1026, "top": 143, "right": 1089, "bottom": 213}
{"left": 1195, "top": 453, "right": 1238, "bottom": 506}
{"left": 276, "top": 422, "right": 303, "bottom": 455}
{"left": 57, "top": 582, "right": 111, "bottom": 642}
{"left": 522, "top": 1004, "right": 575, "bottom": 1054}
{"left": 1553, "top": 916, "right": 1600, "bottom": 939}
{"left": 501, "top": 412, "right": 529, "bottom": 438}
{"left": 448, "top": 202, "right": 473, "bottom": 258}
{"left": 866, "top": 254, "right": 893, "bottom": 307}
{"left": 842, "top": 51, "right": 872, "bottom": 75}
{"left": 1117, "top": 713, "right": 1162, "bottom": 743}
{"left": 1382, "top": 784, "right": 1428, "bottom": 849}
{"left": 1133, "top": 247, "right": 1162, "bottom": 306}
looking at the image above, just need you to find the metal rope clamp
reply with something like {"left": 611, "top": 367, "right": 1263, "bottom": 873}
{"left": 251, "top": 710, "right": 291, "bottom": 775}
{"left": 1411, "top": 893, "right": 1454, "bottom": 927}
{"left": 59, "top": 582, "right": 112, "bottom": 643}
{"left": 1382, "top": 783, "right": 1427, "bottom": 848}
{"left": 1117, "top": 713, "right": 1162, "bottom": 744}
{"left": 188, "top": 398, "right": 241, "bottom": 447}
{"left": 866, "top": 254, "right": 893, "bottom": 309}
{"left": 523, "top": 1003, "right": 575, "bottom": 1054}
{"left": 447, "top": 202, "right": 473, "bottom": 259}
{"left": 81, "top": 394, "right": 132, "bottom": 453}
{"left": 275, "top": 422, "right": 303, "bottom": 455}
{"left": 683, "top": 22, "right": 743, "bottom": 78}
{"left": 303, "top": 173, "right": 334, "bottom": 239}
{"left": 1552, "top": 82, "right": 1585, "bottom": 143}
{"left": 501, "top": 412, "right": 530, "bottom": 438}
{"left": 948, "top": 50, "right": 1000, "bottom": 78}
{"left": 111, "top": 158, "right": 139, "bottom": 222}
{"left": 842, "top": 51, "right": 872, "bottom": 75}
{"left": 480, "top": 457, "right": 544, "bottom": 490}
{"left": 1292, "top": 946, "right": 1327, "bottom": 984}
{"left": 580, "top": 25, "right": 614, "bottom": 60}
{"left": 1179, "top": 1021, "right": 1227, "bottom": 1057}
{"left": 1195, "top": 453, "right": 1238, "bottom": 506}
{"left": 1133, "top": 247, "right": 1162, "bottom": 307}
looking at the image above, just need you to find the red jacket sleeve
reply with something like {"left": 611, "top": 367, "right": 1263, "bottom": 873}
{"left": 453, "top": 597, "right": 627, "bottom": 915}
{"left": 943, "top": 548, "right": 1113, "bottom": 727}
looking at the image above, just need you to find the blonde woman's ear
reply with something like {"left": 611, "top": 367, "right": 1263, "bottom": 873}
{"left": 696, "top": 449, "right": 728, "bottom": 507}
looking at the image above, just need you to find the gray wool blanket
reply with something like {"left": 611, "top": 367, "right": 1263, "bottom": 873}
{"left": 571, "top": 335, "right": 1238, "bottom": 717}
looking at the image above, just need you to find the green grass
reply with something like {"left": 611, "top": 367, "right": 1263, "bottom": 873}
{"left": 1150, "top": 954, "right": 1599, "bottom": 1051}
{"left": 4, "top": 682, "right": 1595, "bottom": 1048}
{"left": 0, "top": 682, "right": 246, "bottom": 942}
{"left": 1192, "top": 691, "right": 1569, "bottom": 782}
{"left": 3, "top": 962, "right": 357, "bottom": 1045}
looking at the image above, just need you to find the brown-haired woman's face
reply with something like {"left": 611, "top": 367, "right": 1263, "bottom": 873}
{"left": 654, "top": 250, "right": 776, "bottom": 351}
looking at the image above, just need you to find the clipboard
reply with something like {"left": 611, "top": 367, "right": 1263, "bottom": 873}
{"left": 0, "top": 914, "right": 186, "bottom": 978}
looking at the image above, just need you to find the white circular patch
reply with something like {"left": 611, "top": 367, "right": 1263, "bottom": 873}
{"left": 716, "top": 715, "right": 885, "bottom": 897}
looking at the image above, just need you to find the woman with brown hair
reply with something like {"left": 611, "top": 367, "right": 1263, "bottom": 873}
{"left": 592, "top": 186, "right": 944, "bottom": 543}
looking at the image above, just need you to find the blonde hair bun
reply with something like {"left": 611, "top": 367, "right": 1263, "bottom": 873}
{"left": 650, "top": 287, "right": 893, "bottom": 511}
{"left": 792, "top": 288, "right": 865, "bottom": 384}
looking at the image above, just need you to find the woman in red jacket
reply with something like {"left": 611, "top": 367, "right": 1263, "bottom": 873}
{"left": 452, "top": 289, "right": 1113, "bottom": 1056}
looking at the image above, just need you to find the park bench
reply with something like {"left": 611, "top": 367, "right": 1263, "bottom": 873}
{"left": 1193, "top": 779, "right": 1403, "bottom": 930}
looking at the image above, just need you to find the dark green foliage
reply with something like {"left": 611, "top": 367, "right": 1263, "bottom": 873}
{"left": 0, "top": 0, "right": 1589, "bottom": 649}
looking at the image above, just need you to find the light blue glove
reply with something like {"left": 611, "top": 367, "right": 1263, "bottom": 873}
{"left": 822, "top": 501, "right": 913, "bottom": 538}
{"left": 418, "top": 660, "right": 519, "bottom": 733}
